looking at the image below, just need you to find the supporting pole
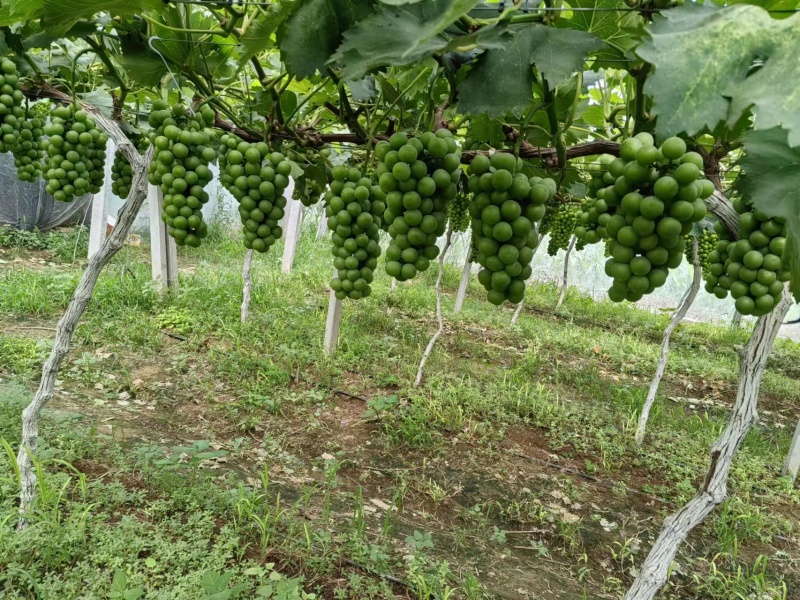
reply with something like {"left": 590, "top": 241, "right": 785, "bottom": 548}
{"left": 731, "top": 310, "right": 742, "bottom": 330}
{"left": 782, "top": 416, "right": 800, "bottom": 484}
{"left": 316, "top": 206, "right": 328, "bottom": 240}
{"left": 453, "top": 253, "right": 472, "bottom": 315}
{"left": 148, "top": 185, "right": 178, "bottom": 293}
{"left": 281, "top": 196, "right": 302, "bottom": 274}
{"left": 323, "top": 267, "right": 343, "bottom": 355}
{"left": 635, "top": 238, "right": 702, "bottom": 445}
{"left": 511, "top": 229, "right": 543, "bottom": 324}
{"left": 241, "top": 249, "right": 254, "bottom": 323}
{"left": 625, "top": 289, "right": 793, "bottom": 600}
{"left": 555, "top": 236, "right": 577, "bottom": 311}
{"left": 87, "top": 188, "right": 108, "bottom": 260}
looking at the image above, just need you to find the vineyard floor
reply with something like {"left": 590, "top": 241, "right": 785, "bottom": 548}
{"left": 2, "top": 224, "right": 800, "bottom": 600}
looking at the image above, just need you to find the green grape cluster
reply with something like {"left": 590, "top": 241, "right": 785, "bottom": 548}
{"left": 467, "top": 152, "right": 555, "bottom": 305}
{"left": 684, "top": 228, "right": 719, "bottom": 275}
{"left": 147, "top": 100, "right": 216, "bottom": 247}
{"left": 546, "top": 203, "right": 580, "bottom": 256}
{"left": 447, "top": 190, "right": 471, "bottom": 232}
{"left": 218, "top": 134, "right": 292, "bottom": 253}
{"left": 596, "top": 133, "right": 714, "bottom": 303}
{"left": 110, "top": 133, "right": 150, "bottom": 199}
{"left": 326, "top": 165, "right": 385, "bottom": 300}
{"left": 44, "top": 104, "right": 108, "bottom": 202}
{"left": 376, "top": 130, "right": 461, "bottom": 281}
{"left": 13, "top": 113, "right": 44, "bottom": 182}
{"left": 575, "top": 154, "right": 618, "bottom": 246}
{"left": 704, "top": 199, "right": 789, "bottom": 316}
{"left": 0, "top": 59, "right": 25, "bottom": 154}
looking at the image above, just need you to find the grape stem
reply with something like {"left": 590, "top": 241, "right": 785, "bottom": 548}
{"left": 415, "top": 227, "right": 454, "bottom": 387}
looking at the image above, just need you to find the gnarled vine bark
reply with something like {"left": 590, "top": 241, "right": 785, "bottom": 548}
{"left": 414, "top": 228, "right": 454, "bottom": 387}
{"left": 624, "top": 288, "right": 792, "bottom": 600}
{"left": 635, "top": 238, "right": 702, "bottom": 445}
{"left": 16, "top": 106, "right": 153, "bottom": 526}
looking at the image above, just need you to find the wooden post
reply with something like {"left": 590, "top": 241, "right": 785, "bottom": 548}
{"left": 555, "top": 236, "right": 576, "bottom": 311}
{"left": 316, "top": 205, "right": 328, "bottom": 240}
{"left": 782, "top": 417, "right": 800, "bottom": 484}
{"left": 453, "top": 254, "right": 471, "bottom": 314}
{"left": 148, "top": 184, "right": 178, "bottom": 293}
{"left": 323, "top": 269, "right": 343, "bottom": 355}
{"left": 241, "top": 249, "right": 254, "bottom": 323}
{"left": 281, "top": 196, "right": 302, "bottom": 274}
{"left": 87, "top": 188, "right": 108, "bottom": 260}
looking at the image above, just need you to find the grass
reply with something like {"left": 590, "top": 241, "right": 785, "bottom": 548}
{"left": 1, "top": 222, "right": 798, "bottom": 599}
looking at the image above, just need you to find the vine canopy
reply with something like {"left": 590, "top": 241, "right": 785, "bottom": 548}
{"left": 1, "top": 0, "right": 800, "bottom": 299}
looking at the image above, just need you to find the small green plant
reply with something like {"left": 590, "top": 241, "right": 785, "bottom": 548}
{"left": 108, "top": 570, "right": 144, "bottom": 600}
{"left": 156, "top": 306, "right": 194, "bottom": 335}
{"left": 200, "top": 570, "right": 248, "bottom": 600}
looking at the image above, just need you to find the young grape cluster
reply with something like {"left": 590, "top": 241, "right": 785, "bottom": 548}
{"left": 467, "top": 152, "right": 555, "bottom": 305}
{"left": 704, "top": 199, "right": 789, "bottom": 316}
{"left": 110, "top": 133, "right": 149, "bottom": 199}
{"left": 376, "top": 130, "right": 461, "bottom": 281}
{"left": 147, "top": 101, "right": 216, "bottom": 247}
{"left": 13, "top": 113, "right": 44, "bottom": 182}
{"left": 284, "top": 143, "right": 331, "bottom": 207}
{"left": 684, "top": 228, "right": 719, "bottom": 275}
{"left": 0, "top": 59, "right": 25, "bottom": 155}
{"left": 546, "top": 203, "right": 580, "bottom": 256}
{"left": 44, "top": 104, "right": 108, "bottom": 202}
{"left": 575, "top": 154, "right": 617, "bottom": 246}
{"left": 593, "top": 133, "right": 714, "bottom": 303}
{"left": 447, "top": 190, "right": 471, "bottom": 233}
{"left": 218, "top": 134, "right": 292, "bottom": 253}
{"left": 325, "top": 165, "right": 385, "bottom": 300}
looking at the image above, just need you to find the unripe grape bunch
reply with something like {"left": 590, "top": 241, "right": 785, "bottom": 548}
{"left": 44, "top": 104, "right": 108, "bottom": 202}
{"left": 110, "top": 132, "right": 150, "bottom": 199}
{"left": 467, "top": 152, "right": 555, "bottom": 305}
{"left": 704, "top": 198, "right": 789, "bottom": 316}
{"left": 575, "top": 154, "right": 617, "bottom": 246}
{"left": 326, "top": 165, "right": 385, "bottom": 300}
{"left": 684, "top": 227, "right": 718, "bottom": 276}
{"left": 594, "top": 133, "right": 714, "bottom": 303}
{"left": 447, "top": 189, "right": 471, "bottom": 233}
{"left": 376, "top": 130, "right": 462, "bottom": 282}
{"left": 13, "top": 112, "right": 45, "bottom": 182}
{"left": 0, "top": 59, "right": 25, "bottom": 156}
{"left": 147, "top": 100, "right": 216, "bottom": 247}
{"left": 218, "top": 134, "right": 293, "bottom": 253}
{"left": 546, "top": 202, "right": 580, "bottom": 256}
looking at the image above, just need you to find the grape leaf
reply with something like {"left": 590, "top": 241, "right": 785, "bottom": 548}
{"left": 330, "top": 0, "right": 479, "bottom": 80}
{"left": 281, "top": 0, "right": 374, "bottom": 78}
{"left": 458, "top": 24, "right": 601, "bottom": 117}
{"left": 527, "top": 26, "right": 604, "bottom": 86}
{"left": 738, "top": 127, "right": 800, "bottom": 301}
{"left": 562, "top": 0, "right": 641, "bottom": 63}
{"left": 638, "top": 3, "right": 800, "bottom": 145}
{"left": 238, "top": 2, "right": 298, "bottom": 68}
{"left": 457, "top": 26, "right": 536, "bottom": 117}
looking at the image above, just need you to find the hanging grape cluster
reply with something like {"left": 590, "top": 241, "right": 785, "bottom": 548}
{"left": 325, "top": 165, "right": 385, "bottom": 300}
{"left": 447, "top": 189, "right": 470, "bottom": 233}
{"left": 376, "top": 130, "right": 461, "bottom": 281}
{"left": 44, "top": 104, "right": 108, "bottom": 202}
{"left": 13, "top": 112, "right": 44, "bottom": 182}
{"left": 147, "top": 100, "right": 216, "bottom": 247}
{"left": 684, "top": 227, "right": 719, "bottom": 276}
{"left": 590, "top": 133, "right": 714, "bottom": 303}
{"left": 704, "top": 199, "right": 789, "bottom": 316}
{"left": 110, "top": 132, "right": 150, "bottom": 199}
{"left": 574, "top": 154, "right": 617, "bottom": 247}
{"left": 218, "top": 133, "right": 292, "bottom": 253}
{"left": 467, "top": 152, "right": 554, "bottom": 305}
{"left": 546, "top": 203, "right": 580, "bottom": 256}
{"left": 0, "top": 59, "right": 25, "bottom": 156}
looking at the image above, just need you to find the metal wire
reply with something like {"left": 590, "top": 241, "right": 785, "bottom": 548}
{"left": 162, "top": 0, "right": 800, "bottom": 12}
